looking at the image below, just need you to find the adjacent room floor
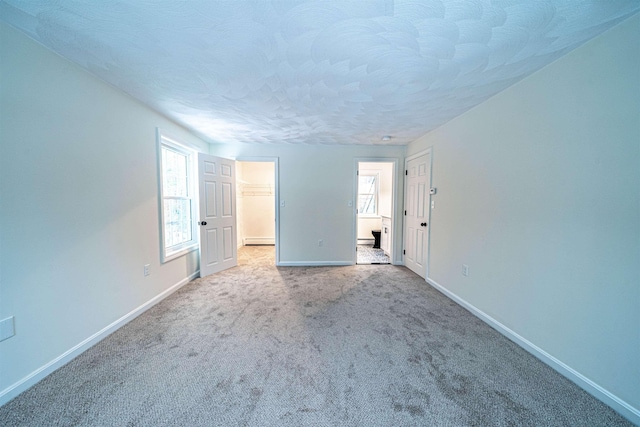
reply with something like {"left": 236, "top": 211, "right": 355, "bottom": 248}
{"left": 356, "top": 244, "right": 390, "bottom": 264}
{"left": 0, "top": 246, "right": 631, "bottom": 426}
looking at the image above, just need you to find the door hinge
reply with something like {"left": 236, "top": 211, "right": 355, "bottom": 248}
{"left": 403, "top": 250, "right": 406, "bottom": 255}
{"left": 404, "top": 210, "right": 407, "bottom": 215}
{"left": 357, "top": 170, "right": 359, "bottom": 175}
{"left": 405, "top": 170, "right": 408, "bottom": 176}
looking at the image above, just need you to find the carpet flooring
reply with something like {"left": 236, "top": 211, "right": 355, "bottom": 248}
{"left": 0, "top": 246, "right": 631, "bottom": 426}
{"left": 357, "top": 244, "right": 391, "bottom": 264}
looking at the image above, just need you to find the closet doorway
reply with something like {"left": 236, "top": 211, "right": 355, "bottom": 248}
{"left": 355, "top": 160, "right": 395, "bottom": 265}
{"left": 236, "top": 159, "right": 279, "bottom": 264}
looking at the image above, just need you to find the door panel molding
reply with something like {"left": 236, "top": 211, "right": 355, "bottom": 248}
{"left": 198, "top": 153, "right": 237, "bottom": 277}
{"left": 403, "top": 149, "right": 432, "bottom": 278}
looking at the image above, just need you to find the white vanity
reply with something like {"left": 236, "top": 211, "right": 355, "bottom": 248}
{"left": 380, "top": 216, "right": 392, "bottom": 257}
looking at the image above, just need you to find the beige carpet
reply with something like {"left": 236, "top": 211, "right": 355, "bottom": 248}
{"left": 0, "top": 246, "right": 631, "bottom": 426}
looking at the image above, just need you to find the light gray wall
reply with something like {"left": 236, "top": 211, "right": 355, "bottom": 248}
{"left": 210, "top": 144, "right": 406, "bottom": 264}
{"left": 407, "top": 14, "right": 639, "bottom": 414}
{"left": 0, "top": 22, "right": 209, "bottom": 400}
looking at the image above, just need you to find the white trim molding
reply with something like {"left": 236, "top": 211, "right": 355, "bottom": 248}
{"left": 243, "top": 237, "right": 275, "bottom": 245}
{"left": 425, "top": 277, "right": 640, "bottom": 425}
{"left": 156, "top": 128, "right": 199, "bottom": 263}
{"left": 0, "top": 271, "right": 200, "bottom": 407}
{"left": 277, "top": 261, "right": 353, "bottom": 267}
{"left": 357, "top": 238, "right": 375, "bottom": 245}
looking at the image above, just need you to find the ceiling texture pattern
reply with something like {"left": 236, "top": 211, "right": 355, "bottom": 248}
{"left": 2, "top": 0, "right": 638, "bottom": 145}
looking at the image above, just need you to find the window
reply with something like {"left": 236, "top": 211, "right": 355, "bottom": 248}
{"left": 358, "top": 173, "right": 378, "bottom": 216}
{"left": 158, "top": 132, "right": 198, "bottom": 262}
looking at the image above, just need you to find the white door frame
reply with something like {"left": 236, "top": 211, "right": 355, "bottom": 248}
{"left": 403, "top": 148, "right": 433, "bottom": 278}
{"left": 353, "top": 157, "right": 400, "bottom": 265}
{"left": 236, "top": 157, "right": 281, "bottom": 266}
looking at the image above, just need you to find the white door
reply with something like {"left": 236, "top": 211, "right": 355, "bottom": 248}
{"left": 198, "top": 153, "right": 237, "bottom": 277}
{"left": 404, "top": 152, "right": 431, "bottom": 278}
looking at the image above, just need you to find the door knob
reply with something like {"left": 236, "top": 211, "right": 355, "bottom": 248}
{"left": 420, "top": 222, "right": 427, "bottom": 227}
{"left": 200, "top": 221, "right": 207, "bottom": 226}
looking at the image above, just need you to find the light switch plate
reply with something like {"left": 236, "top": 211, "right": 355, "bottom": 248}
{"left": 0, "top": 316, "right": 15, "bottom": 342}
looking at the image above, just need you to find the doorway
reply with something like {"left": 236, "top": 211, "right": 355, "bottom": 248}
{"left": 236, "top": 159, "right": 279, "bottom": 264}
{"left": 355, "top": 160, "right": 396, "bottom": 265}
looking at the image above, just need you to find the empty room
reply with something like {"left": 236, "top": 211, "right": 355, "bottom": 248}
{"left": 0, "top": 1, "right": 638, "bottom": 426}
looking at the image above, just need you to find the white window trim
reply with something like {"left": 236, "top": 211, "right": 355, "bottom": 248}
{"left": 157, "top": 130, "right": 198, "bottom": 263}
{"left": 358, "top": 171, "right": 379, "bottom": 217}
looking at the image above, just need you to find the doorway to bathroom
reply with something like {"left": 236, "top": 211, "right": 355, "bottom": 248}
{"left": 355, "top": 160, "right": 395, "bottom": 265}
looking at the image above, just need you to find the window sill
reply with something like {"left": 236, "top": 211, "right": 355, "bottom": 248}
{"left": 162, "top": 243, "right": 198, "bottom": 263}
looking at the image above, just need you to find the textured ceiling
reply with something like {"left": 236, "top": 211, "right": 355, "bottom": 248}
{"left": 2, "top": 1, "right": 638, "bottom": 145}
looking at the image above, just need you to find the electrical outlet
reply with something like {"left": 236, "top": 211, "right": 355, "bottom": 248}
{"left": 462, "top": 264, "right": 469, "bottom": 277}
{"left": 144, "top": 264, "right": 150, "bottom": 277}
{"left": 318, "top": 239, "right": 323, "bottom": 247}
{"left": 0, "top": 316, "right": 15, "bottom": 342}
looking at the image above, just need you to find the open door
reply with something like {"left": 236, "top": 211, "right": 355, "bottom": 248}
{"left": 198, "top": 153, "right": 237, "bottom": 278}
{"left": 404, "top": 150, "right": 431, "bottom": 278}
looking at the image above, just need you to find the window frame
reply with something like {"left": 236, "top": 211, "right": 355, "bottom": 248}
{"left": 157, "top": 130, "right": 198, "bottom": 263}
{"left": 358, "top": 172, "right": 379, "bottom": 217}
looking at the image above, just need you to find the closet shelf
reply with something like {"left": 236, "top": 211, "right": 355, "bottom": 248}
{"left": 240, "top": 183, "right": 274, "bottom": 196}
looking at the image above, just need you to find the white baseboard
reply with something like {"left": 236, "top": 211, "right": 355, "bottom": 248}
{"left": 425, "top": 277, "right": 640, "bottom": 426}
{"left": 243, "top": 237, "right": 275, "bottom": 245}
{"left": 357, "top": 238, "right": 374, "bottom": 245}
{"left": 277, "top": 261, "right": 353, "bottom": 267}
{"left": 0, "top": 270, "right": 200, "bottom": 407}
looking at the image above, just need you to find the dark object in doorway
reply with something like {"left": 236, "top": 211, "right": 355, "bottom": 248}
{"left": 372, "top": 230, "right": 381, "bottom": 248}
